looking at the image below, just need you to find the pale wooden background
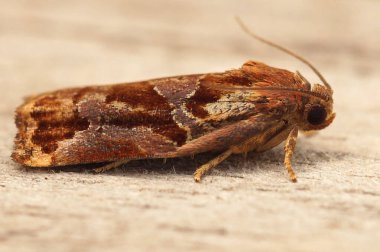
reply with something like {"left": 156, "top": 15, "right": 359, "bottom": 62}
{"left": 0, "top": 1, "right": 379, "bottom": 252}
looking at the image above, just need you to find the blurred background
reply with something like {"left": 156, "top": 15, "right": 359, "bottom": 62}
{"left": 1, "top": 0, "right": 378, "bottom": 88}
{"left": 0, "top": 1, "right": 379, "bottom": 252}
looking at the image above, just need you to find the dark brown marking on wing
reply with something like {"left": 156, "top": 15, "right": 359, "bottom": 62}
{"left": 222, "top": 74, "right": 253, "bottom": 86}
{"left": 104, "top": 111, "right": 187, "bottom": 146}
{"left": 31, "top": 104, "right": 90, "bottom": 154}
{"left": 105, "top": 82, "right": 169, "bottom": 109}
{"left": 77, "top": 82, "right": 188, "bottom": 146}
{"left": 186, "top": 75, "right": 223, "bottom": 118}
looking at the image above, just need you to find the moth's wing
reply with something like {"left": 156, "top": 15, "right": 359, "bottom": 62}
{"left": 13, "top": 61, "right": 302, "bottom": 167}
{"left": 12, "top": 76, "right": 205, "bottom": 167}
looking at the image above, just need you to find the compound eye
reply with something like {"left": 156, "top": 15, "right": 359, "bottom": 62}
{"left": 307, "top": 105, "right": 327, "bottom": 125}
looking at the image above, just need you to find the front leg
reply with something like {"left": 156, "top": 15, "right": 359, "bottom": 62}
{"left": 284, "top": 127, "right": 299, "bottom": 182}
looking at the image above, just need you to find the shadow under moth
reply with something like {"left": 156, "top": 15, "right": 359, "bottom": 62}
{"left": 12, "top": 18, "right": 335, "bottom": 182}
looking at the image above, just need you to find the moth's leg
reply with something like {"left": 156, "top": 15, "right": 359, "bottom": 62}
{"left": 284, "top": 127, "right": 299, "bottom": 182}
{"left": 193, "top": 149, "right": 233, "bottom": 182}
{"left": 193, "top": 124, "right": 292, "bottom": 182}
{"left": 94, "top": 159, "right": 131, "bottom": 173}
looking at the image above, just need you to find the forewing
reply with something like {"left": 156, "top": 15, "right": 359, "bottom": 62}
{"left": 13, "top": 61, "right": 301, "bottom": 166}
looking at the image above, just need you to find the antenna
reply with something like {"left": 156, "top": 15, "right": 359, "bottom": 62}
{"left": 235, "top": 16, "right": 332, "bottom": 91}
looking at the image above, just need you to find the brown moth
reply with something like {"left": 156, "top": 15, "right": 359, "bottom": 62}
{"left": 12, "top": 18, "right": 335, "bottom": 182}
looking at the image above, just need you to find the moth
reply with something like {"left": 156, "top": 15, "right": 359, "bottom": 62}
{"left": 12, "top": 18, "right": 335, "bottom": 182}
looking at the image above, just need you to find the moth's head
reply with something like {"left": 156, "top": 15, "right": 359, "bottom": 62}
{"left": 234, "top": 16, "right": 336, "bottom": 132}
{"left": 299, "top": 84, "right": 335, "bottom": 131}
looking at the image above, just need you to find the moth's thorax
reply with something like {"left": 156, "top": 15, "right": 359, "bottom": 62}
{"left": 295, "top": 83, "right": 335, "bottom": 131}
